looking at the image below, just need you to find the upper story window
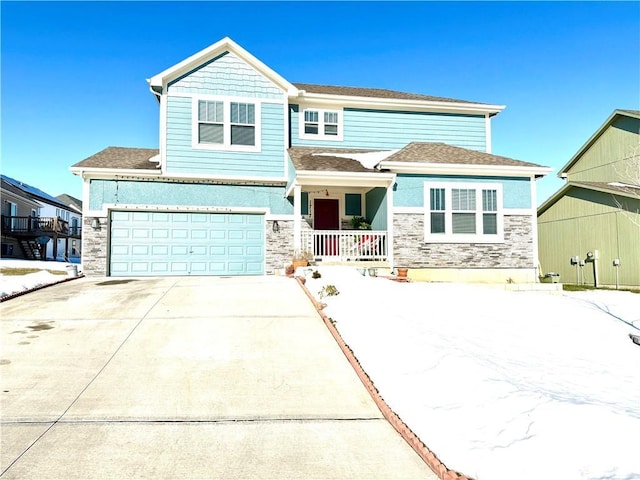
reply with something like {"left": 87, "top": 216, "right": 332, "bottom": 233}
{"left": 424, "top": 182, "right": 503, "bottom": 243}
{"left": 193, "top": 96, "right": 261, "bottom": 152}
{"left": 299, "top": 107, "right": 343, "bottom": 141}
{"left": 198, "top": 100, "right": 224, "bottom": 144}
{"left": 230, "top": 102, "right": 255, "bottom": 146}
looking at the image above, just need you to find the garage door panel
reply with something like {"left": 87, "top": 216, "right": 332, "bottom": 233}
{"left": 131, "top": 245, "right": 149, "bottom": 255}
{"left": 110, "top": 212, "right": 264, "bottom": 276}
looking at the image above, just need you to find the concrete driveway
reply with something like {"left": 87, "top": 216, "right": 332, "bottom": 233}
{"left": 0, "top": 276, "right": 436, "bottom": 479}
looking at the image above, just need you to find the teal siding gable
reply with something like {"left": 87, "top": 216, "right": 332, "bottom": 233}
{"left": 166, "top": 97, "right": 285, "bottom": 177}
{"left": 89, "top": 179, "right": 293, "bottom": 215}
{"left": 290, "top": 104, "right": 486, "bottom": 151}
{"left": 394, "top": 175, "right": 531, "bottom": 209}
{"left": 168, "top": 51, "right": 283, "bottom": 99}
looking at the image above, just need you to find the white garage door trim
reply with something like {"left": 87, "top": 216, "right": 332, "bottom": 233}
{"left": 109, "top": 210, "right": 265, "bottom": 276}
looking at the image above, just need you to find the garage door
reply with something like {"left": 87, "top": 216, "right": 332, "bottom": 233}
{"left": 109, "top": 211, "right": 264, "bottom": 276}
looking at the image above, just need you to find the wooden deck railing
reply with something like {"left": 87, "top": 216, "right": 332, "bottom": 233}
{"left": 0, "top": 215, "right": 81, "bottom": 237}
{"left": 301, "top": 230, "right": 388, "bottom": 261}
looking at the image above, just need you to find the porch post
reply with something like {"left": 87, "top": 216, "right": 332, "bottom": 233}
{"left": 386, "top": 181, "right": 395, "bottom": 268}
{"left": 293, "top": 184, "right": 301, "bottom": 251}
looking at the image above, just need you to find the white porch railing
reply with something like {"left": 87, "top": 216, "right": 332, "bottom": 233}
{"left": 301, "top": 230, "right": 388, "bottom": 261}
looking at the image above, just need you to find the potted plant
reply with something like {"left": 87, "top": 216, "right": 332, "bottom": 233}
{"left": 292, "top": 249, "right": 314, "bottom": 270}
{"left": 350, "top": 216, "right": 372, "bottom": 230}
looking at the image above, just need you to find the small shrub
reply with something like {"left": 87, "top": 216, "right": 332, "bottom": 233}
{"left": 319, "top": 284, "right": 340, "bottom": 299}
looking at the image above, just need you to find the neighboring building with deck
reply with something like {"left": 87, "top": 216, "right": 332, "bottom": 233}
{"left": 1, "top": 175, "right": 82, "bottom": 262}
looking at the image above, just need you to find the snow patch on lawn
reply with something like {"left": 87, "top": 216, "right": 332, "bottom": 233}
{"left": 301, "top": 266, "right": 640, "bottom": 480}
{"left": 0, "top": 259, "right": 82, "bottom": 299}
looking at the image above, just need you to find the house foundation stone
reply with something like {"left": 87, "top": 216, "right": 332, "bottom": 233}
{"left": 81, "top": 217, "right": 108, "bottom": 276}
{"left": 393, "top": 213, "right": 534, "bottom": 269}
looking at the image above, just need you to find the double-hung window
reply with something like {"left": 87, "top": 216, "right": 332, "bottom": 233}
{"left": 193, "top": 97, "right": 260, "bottom": 151}
{"left": 198, "top": 100, "right": 224, "bottom": 144}
{"left": 425, "top": 182, "right": 503, "bottom": 243}
{"left": 230, "top": 102, "right": 255, "bottom": 146}
{"left": 300, "top": 107, "right": 343, "bottom": 140}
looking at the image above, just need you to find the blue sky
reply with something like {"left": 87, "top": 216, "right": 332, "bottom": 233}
{"left": 2, "top": 1, "right": 639, "bottom": 205}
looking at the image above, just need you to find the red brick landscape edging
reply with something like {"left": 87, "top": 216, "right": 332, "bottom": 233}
{"left": 295, "top": 276, "right": 472, "bottom": 480}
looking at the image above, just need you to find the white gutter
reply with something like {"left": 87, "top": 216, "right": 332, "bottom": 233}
{"left": 70, "top": 167, "right": 162, "bottom": 177}
{"left": 379, "top": 161, "right": 552, "bottom": 178}
{"left": 293, "top": 91, "right": 505, "bottom": 116}
{"left": 285, "top": 171, "right": 396, "bottom": 196}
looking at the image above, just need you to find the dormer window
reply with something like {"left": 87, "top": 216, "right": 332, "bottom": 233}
{"left": 300, "top": 107, "right": 343, "bottom": 141}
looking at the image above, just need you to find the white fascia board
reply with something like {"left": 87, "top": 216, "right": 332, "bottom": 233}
{"left": 72, "top": 169, "right": 287, "bottom": 187}
{"left": 295, "top": 170, "right": 396, "bottom": 188}
{"left": 70, "top": 168, "right": 162, "bottom": 178}
{"left": 292, "top": 92, "right": 505, "bottom": 116}
{"left": 379, "top": 161, "right": 552, "bottom": 178}
{"left": 89, "top": 203, "right": 272, "bottom": 217}
{"left": 147, "top": 37, "right": 296, "bottom": 95}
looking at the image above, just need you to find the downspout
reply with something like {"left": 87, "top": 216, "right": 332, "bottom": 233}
{"left": 485, "top": 113, "right": 492, "bottom": 153}
{"left": 530, "top": 174, "right": 540, "bottom": 283}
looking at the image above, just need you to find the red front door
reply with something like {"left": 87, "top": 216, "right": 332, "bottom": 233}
{"left": 314, "top": 199, "right": 340, "bottom": 255}
{"left": 314, "top": 199, "right": 340, "bottom": 230}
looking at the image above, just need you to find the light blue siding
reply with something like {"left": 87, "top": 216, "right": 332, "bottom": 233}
{"left": 89, "top": 179, "right": 293, "bottom": 215}
{"left": 393, "top": 175, "right": 531, "bottom": 209}
{"left": 290, "top": 105, "right": 486, "bottom": 151}
{"left": 166, "top": 97, "right": 285, "bottom": 177}
{"left": 366, "top": 188, "right": 387, "bottom": 229}
{"left": 168, "top": 52, "right": 283, "bottom": 99}
{"left": 110, "top": 211, "right": 264, "bottom": 276}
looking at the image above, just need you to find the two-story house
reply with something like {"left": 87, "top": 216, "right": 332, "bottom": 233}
{"left": 71, "top": 37, "right": 550, "bottom": 281}
{"left": 1, "top": 175, "right": 82, "bottom": 261}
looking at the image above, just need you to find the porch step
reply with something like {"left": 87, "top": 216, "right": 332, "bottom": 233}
{"left": 19, "top": 239, "right": 42, "bottom": 260}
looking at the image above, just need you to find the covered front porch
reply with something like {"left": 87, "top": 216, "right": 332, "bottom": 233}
{"left": 289, "top": 173, "right": 396, "bottom": 265}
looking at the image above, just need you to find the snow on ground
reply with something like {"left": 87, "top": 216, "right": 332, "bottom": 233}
{"left": 0, "top": 259, "right": 81, "bottom": 299}
{"left": 2, "top": 260, "right": 639, "bottom": 478}
{"left": 302, "top": 266, "right": 640, "bottom": 480}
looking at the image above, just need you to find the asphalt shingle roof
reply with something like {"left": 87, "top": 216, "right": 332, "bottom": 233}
{"left": 292, "top": 83, "right": 483, "bottom": 105}
{"left": 72, "top": 147, "right": 160, "bottom": 170}
{"left": 570, "top": 181, "right": 640, "bottom": 197}
{"left": 383, "top": 142, "right": 544, "bottom": 168}
{"left": 288, "top": 147, "right": 384, "bottom": 173}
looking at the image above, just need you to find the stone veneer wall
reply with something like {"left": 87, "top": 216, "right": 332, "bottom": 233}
{"left": 393, "top": 214, "right": 534, "bottom": 269}
{"left": 265, "top": 219, "right": 295, "bottom": 273}
{"left": 81, "top": 216, "right": 108, "bottom": 276}
{"left": 82, "top": 217, "right": 299, "bottom": 276}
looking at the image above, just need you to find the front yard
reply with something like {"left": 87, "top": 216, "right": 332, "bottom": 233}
{"left": 302, "top": 267, "right": 640, "bottom": 480}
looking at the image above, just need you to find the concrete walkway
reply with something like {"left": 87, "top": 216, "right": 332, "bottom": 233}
{"left": 0, "top": 276, "right": 436, "bottom": 479}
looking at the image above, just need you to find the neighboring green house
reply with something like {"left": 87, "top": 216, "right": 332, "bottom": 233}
{"left": 538, "top": 109, "right": 640, "bottom": 287}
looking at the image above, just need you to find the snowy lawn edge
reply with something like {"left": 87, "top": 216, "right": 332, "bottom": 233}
{"left": 294, "top": 275, "right": 470, "bottom": 480}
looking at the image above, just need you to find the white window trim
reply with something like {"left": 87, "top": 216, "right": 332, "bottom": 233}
{"left": 191, "top": 95, "right": 262, "bottom": 152}
{"left": 423, "top": 181, "right": 504, "bottom": 244}
{"left": 298, "top": 106, "right": 344, "bottom": 141}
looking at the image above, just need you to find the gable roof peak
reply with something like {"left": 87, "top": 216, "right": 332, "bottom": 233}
{"left": 147, "top": 37, "right": 295, "bottom": 96}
